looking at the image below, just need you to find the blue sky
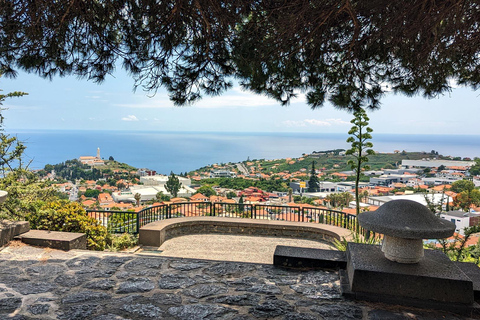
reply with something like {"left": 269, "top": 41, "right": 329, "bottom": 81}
{"left": 1, "top": 69, "right": 479, "bottom": 135}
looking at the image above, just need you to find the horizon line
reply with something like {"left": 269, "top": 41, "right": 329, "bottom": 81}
{"left": 5, "top": 128, "right": 480, "bottom": 137}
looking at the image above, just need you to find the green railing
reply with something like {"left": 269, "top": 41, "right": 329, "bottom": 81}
{"left": 87, "top": 202, "right": 368, "bottom": 235}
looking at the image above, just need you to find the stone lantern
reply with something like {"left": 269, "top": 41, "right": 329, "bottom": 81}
{"left": 341, "top": 199, "right": 476, "bottom": 312}
{"left": 358, "top": 199, "right": 455, "bottom": 263}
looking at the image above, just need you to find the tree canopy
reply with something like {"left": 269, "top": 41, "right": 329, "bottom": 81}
{"left": 451, "top": 180, "right": 475, "bottom": 194}
{"left": 307, "top": 161, "right": 320, "bottom": 192}
{"left": 195, "top": 185, "right": 216, "bottom": 197}
{"left": 1, "top": 0, "right": 479, "bottom": 110}
{"left": 165, "top": 172, "right": 182, "bottom": 198}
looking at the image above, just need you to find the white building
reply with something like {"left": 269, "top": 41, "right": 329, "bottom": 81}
{"left": 422, "top": 177, "right": 462, "bottom": 186}
{"left": 402, "top": 159, "right": 475, "bottom": 169}
{"left": 210, "top": 170, "right": 236, "bottom": 178}
{"left": 440, "top": 211, "right": 480, "bottom": 235}
{"left": 367, "top": 193, "right": 452, "bottom": 208}
{"left": 140, "top": 175, "right": 192, "bottom": 187}
{"left": 78, "top": 147, "right": 105, "bottom": 166}
{"left": 112, "top": 184, "right": 196, "bottom": 203}
{"left": 335, "top": 182, "right": 364, "bottom": 192}
{"left": 370, "top": 174, "right": 417, "bottom": 186}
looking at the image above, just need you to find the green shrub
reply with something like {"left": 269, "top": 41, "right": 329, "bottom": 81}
{"left": 107, "top": 233, "right": 138, "bottom": 251}
{"left": 26, "top": 200, "right": 109, "bottom": 250}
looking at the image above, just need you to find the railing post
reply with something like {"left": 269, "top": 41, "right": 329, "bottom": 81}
{"left": 136, "top": 212, "right": 140, "bottom": 234}
{"left": 212, "top": 203, "right": 216, "bottom": 216}
{"left": 253, "top": 205, "right": 256, "bottom": 219}
{"left": 301, "top": 207, "right": 304, "bottom": 222}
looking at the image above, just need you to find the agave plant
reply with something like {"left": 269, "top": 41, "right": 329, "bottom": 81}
{"left": 333, "top": 232, "right": 382, "bottom": 251}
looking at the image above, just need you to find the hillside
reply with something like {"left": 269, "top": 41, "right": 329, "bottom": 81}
{"left": 38, "top": 159, "right": 139, "bottom": 182}
{"left": 190, "top": 151, "right": 438, "bottom": 178}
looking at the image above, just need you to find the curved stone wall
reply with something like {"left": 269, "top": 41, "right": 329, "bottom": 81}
{"left": 139, "top": 217, "right": 352, "bottom": 247}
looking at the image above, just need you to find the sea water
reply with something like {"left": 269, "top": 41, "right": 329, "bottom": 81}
{"left": 8, "top": 130, "right": 480, "bottom": 174}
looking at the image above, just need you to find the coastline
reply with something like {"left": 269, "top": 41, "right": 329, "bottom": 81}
{"left": 7, "top": 130, "right": 480, "bottom": 174}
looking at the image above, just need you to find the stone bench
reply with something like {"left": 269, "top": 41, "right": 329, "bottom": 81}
{"left": 17, "top": 230, "right": 87, "bottom": 250}
{"left": 139, "top": 216, "right": 352, "bottom": 247}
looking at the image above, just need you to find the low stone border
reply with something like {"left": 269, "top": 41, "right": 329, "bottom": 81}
{"left": 139, "top": 217, "right": 352, "bottom": 247}
{"left": 0, "top": 220, "right": 30, "bottom": 247}
{"left": 18, "top": 230, "right": 87, "bottom": 250}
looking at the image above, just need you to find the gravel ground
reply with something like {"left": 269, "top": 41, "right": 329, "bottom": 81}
{"left": 148, "top": 234, "right": 336, "bottom": 264}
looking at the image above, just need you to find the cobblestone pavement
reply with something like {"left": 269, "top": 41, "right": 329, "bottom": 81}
{"left": 0, "top": 242, "right": 477, "bottom": 320}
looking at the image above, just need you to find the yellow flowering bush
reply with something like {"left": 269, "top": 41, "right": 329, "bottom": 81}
{"left": 26, "top": 200, "right": 109, "bottom": 250}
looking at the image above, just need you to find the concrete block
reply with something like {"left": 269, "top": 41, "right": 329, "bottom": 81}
{"left": 0, "top": 220, "right": 30, "bottom": 247}
{"left": 19, "top": 230, "right": 86, "bottom": 250}
{"left": 274, "top": 245, "right": 346, "bottom": 269}
{"left": 346, "top": 243, "right": 473, "bottom": 305}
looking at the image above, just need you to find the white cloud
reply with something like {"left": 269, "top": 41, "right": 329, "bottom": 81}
{"left": 314, "top": 118, "right": 350, "bottom": 125}
{"left": 283, "top": 118, "right": 350, "bottom": 127}
{"left": 283, "top": 120, "right": 307, "bottom": 127}
{"left": 194, "top": 86, "right": 306, "bottom": 109}
{"left": 304, "top": 119, "right": 332, "bottom": 126}
{"left": 114, "top": 97, "right": 174, "bottom": 109}
{"left": 113, "top": 85, "right": 301, "bottom": 109}
{"left": 121, "top": 115, "right": 139, "bottom": 121}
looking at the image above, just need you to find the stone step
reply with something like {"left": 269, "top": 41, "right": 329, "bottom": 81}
{"left": 17, "top": 230, "right": 87, "bottom": 250}
{"left": 455, "top": 261, "right": 480, "bottom": 301}
{"left": 273, "top": 245, "right": 347, "bottom": 269}
{"left": 0, "top": 220, "right": 30, "bottom": 247}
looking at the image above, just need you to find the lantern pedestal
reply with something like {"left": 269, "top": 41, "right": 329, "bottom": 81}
{"left": 342, "top": 243, "right": 476, "bottom": 314}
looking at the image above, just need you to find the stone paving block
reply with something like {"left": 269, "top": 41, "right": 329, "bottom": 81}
{"left": 18, "top": 229, "right": 86, "bottom": 250}
{"left": 0, "top": 244, "right": 479, "bottom": 319}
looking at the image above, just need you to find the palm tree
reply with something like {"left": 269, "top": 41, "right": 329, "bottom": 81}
{"left": 361, "top": 190, "right": 370, "bottom": 204}
{"left": 134, "top": 193, "right": 141, "bottom": 207}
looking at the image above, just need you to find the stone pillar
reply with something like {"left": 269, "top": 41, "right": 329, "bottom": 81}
{"left": 381, "top": 235, "right": 424, "bottom": 264}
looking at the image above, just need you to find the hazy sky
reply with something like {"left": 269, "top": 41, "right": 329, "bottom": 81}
{"left": 1, "top": 69, "right": 479, "bottom": 135}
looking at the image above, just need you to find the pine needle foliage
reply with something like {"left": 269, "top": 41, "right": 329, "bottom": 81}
{"left": 1, "top": 1, "right": 479, "bottom": 110}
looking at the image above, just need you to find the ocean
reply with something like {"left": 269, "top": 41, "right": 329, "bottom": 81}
{"left": 7, "top": 130, "right": 480, "bottom": 174}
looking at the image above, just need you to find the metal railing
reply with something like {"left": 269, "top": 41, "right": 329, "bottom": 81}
{"left": 87, "top": 202, "right": 368, "bottom": 235}
{"left": 88, "top": 210, "right": 139, "bottom": 234}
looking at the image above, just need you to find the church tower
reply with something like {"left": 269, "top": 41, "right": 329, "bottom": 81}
{"left": 97, "top": 147, "right": 100, "bottom": 159}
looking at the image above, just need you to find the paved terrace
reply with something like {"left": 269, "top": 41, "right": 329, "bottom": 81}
{"left": 0, "top": 239, "right": 478, "bottom": 320}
